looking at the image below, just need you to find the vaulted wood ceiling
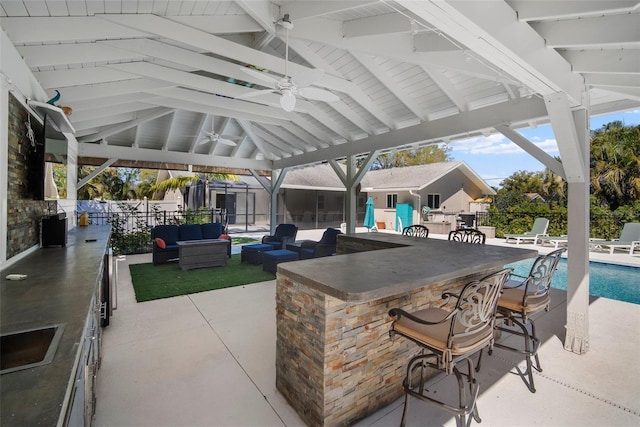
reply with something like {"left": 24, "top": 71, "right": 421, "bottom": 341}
{"left": 2, "top": 0, "right": 638, "bottom": 172}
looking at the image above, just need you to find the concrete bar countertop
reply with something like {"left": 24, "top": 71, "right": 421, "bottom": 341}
{"left": 278, "top": 232, "right": 538, "bottom": 302}
{"left": 1, "top": 225, "right": 111, "bottom": 426}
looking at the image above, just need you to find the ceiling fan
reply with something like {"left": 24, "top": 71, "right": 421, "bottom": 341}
{"left": 197, "top": 116, "right": 240, "bottom": 146}
{"left": 239, "top": 14, "right": 339, "bottom": 112}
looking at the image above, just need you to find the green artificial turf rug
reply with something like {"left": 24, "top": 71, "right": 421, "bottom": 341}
{"left": 129, "top": 254, "right": 275, "bottom": 302}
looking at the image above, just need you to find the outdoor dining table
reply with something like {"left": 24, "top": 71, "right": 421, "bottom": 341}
{"left": 275, "top": 232, "right": 537, "bottom": 427}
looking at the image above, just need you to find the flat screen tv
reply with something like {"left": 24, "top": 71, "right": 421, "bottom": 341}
{"left": 25, "top": 113, "right": 46, "bottom": 200}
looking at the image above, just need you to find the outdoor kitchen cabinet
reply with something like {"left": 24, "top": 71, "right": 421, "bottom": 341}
{"left": 0, "top": 226, "right": 111, "bottom": 427}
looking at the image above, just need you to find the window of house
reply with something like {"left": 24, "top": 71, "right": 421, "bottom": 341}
{"left": 386, "top": 193, "right": 397, "bottom": 208}
{"left": 427, "top": 194, "right": 441, "bottom": 209}
{"left": 317, "top": 195, "right": 325, "bottom": 210}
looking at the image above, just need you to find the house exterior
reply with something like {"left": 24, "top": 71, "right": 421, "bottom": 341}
{"left": 156, "top": 161, "right": 494, "bottom": 233}
{"left": 360, "top": 162, "right": 496, "bottom": 232}
{"left": 277, "top": 162, "right": 495, "bottom": 232}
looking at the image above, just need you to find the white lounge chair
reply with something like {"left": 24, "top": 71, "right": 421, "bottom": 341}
{"left": 590, "top": 222, "right": 640, "bottom": 255}
{"left": 538, "top": 235, "right": 569, "bottom": 248}
{"left": 504, "top": 218, "right": 549, "bottom": 245}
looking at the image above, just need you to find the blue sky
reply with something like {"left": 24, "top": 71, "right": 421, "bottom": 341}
{"left": 448, "top": 109, "right": 640, "bottom": 187}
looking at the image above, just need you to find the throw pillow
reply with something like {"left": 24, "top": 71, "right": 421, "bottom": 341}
{"left": 219, "top": 234, "right": 230, "bottom": 240}
{"left": 154, "top": 237, "right": 166, "bottom": 249}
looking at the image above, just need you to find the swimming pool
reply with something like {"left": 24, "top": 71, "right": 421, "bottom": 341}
{"left": 506, "top": 258, "right": 640, "bottom": 305}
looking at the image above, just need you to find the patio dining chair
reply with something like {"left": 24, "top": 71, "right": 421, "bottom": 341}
{"left": 389, "top": 268, "right": 512, "bottom": 427}
{"left": 491, "top": 248, "right": 565, "bottom": 393}
{"left": 402, "top": 224, "right": 429, "bottom": 238}
{"left": 448, "top": 228, "right": 486, "bottom": 244}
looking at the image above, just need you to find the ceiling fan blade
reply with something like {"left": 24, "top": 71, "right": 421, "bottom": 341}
{"left": 240, "top": 67, "right": 280, "bottom": 86}
{"left": 291, "top": 68, "right": 324, "bottom": 88}
{"left": 197, "top": 137, "right": 213, "bottom": 145}
{"left": 298, "top": 87, "right": 340, "bottom": 103}
{"left": 236, "top": 89, "right": 277, "bottom": 99}
{"left": 217, "top": 137, "right": 237, "bottom": 147}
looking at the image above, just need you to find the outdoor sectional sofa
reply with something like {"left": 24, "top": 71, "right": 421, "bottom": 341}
{"left": 151, "top": 223, "right": 229, "bottom": 265}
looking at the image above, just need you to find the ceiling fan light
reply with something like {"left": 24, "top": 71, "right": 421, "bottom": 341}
{"left": 280, "top": 90, "right": 296, "bottom": 112}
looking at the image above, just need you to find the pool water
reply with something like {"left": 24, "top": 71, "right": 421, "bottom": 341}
{"left": 506, "top": 259, "right": 640, "bottom": 305}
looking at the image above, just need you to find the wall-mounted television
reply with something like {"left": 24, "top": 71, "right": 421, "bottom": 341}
{"left": 25, "top": 113, "right": 47, "bottom": 200}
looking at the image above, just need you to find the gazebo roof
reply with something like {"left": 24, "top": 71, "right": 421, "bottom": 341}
{"left": 1, "top": 0, "right": 637, "bottom": 173}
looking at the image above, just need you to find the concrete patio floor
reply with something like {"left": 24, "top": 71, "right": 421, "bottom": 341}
{"left": 94, "top": 230, "right": 640, "bottom": 426}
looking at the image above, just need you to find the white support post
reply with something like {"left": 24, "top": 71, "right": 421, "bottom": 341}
{"left": 545, "top": 92, "right": 590, "bottom": 354}
{"left": 344, "top": 156, "right": 357, "bottom": 234}
{"left": 269, "top": 169, "right": 287, "bottom": 234}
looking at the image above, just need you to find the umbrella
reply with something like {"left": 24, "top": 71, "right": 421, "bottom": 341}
{"left": 363, "top": 196, "right": 375, "bottom": 230}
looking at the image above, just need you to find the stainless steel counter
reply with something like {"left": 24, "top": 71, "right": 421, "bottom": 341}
{"left": 1, "top": 225, "right": 111, "bottom": 426}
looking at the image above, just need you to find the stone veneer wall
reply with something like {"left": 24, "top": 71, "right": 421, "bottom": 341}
{"left": 6, "top": 93, "right": 55, "bottom": 258}
{"left": 275, "top": 267, "right": 495, "bottom": 427}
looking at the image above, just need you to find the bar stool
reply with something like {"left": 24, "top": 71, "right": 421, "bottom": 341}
{"left": 492, "top": 248, "right": 565, "bottom": 393}
{"left": 389, "top": 268, "right": 512, "bottom": 426}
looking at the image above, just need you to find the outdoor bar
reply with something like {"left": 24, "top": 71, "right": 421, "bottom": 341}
{"left": 275, "top": 232, "right": 537, "bottom": 426}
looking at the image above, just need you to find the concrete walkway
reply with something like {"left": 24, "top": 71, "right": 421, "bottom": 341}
{"left": 94, "top": 229, "right": 640, "bottom": 426}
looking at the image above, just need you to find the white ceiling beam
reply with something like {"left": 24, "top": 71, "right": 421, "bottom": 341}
{"left": 495, "top": 124, "right": 565, "bottom": 179}
{"left": 236, "top": 119, "right": 269, "bottom": 157}
{"left": 273, "top": 96, "right": 549, "bottom": 169}
{"left": 34, "top": 67, "right": 135, "bottom": 89}
{"left": 160, "top": 111, "right": 176, "bottom": 151}
{"left": 279, "top": 122, "right": 327, "bottom": 149}
{"left": 77, "top": 142, "right": 272, "bottom": 171}
{"left": 421, "top": 65, "right": 468, "bottom": 112}
{"left": 598, "top": 87, "right": 640, "bottom": 102}
{"left": 72, "top": 113, "right": 137, "bottom": 133}
{"left": 285, "top": 114, "right": 335, "bottom": 145}
{"left": 584, "top": 74, "right": 640, "bottom": 88}
{"left": 69, "top": 92, "right": 158, "bottom": 112}
{"left": 167, "top": 15, "right": 264, "bottom": 34}
{"left": 280, "top": 1, "right": 378, "bottom": 20}
{"left": 397, "top": 0, "right": 585, "bottom": 105}
{"left": 285, "top": 37, "right": 394, "bottom": 128}
{"left": 70, "top": 102, "right": 158, "bottom": 123}
{"left": 252, "top": 125, "right": 301, "bottom": 156}
{"left": 351, "top": 51, "right": 426, "bottom": 121}
{"left": 544, "top": 92, "right": 586, "bottom": 182}
{"left": 141, "top": 96, "right": 283, "bottom": 126}
{"left": 104, "top": 61, "right": 351, "bottom": 137}
{"left": 233, "top": 0, "right": 277, "bottom": 33}
{"left": 343, "top": 13, "right": 411, "bottom": 38}
{"left": 188, "top": 113, "right": 208, "bottom": 154}
{"left": 17, "top": 42, "right": 144, "bottom": 68}
{"left": 413, "top": 32, "right": 462, "bottom": 52}
{"left": 147, "top": 86, "right": 290, "bottom": 121}
{"left": 77, "top": 158, "right": 118, "bottom": 188}
{"left": 509, "top": 0, "right": 640, "bottom": 21}
{"left": 531, "top": 13, "right": 640, "bottom": 48}
{"left": 77, "top": 107, "right": 174, "bottom": 142}
{"left": 48, "top": 78, "right": 173, "bottom": 103}
{"left": 95, "top": 14, "right": 356, "bottom": 96}
{"left": 260, "top": 124, "right": 313, "bottom": 153}
{"left": 0, "top": 16, "right": 147, "bottom": 43}
{"left": 560, "top": 50, "right": 640, "bottom": 74}
{"left": 289, "top": 18, "right": 510, "bottom": 84}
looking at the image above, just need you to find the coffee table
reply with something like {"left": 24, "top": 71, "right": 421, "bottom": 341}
{"left": 177, "top": 239, "right": 228, "bottom": 271}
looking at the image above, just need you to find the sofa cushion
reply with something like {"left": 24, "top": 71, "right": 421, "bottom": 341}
{"left": 152, "top": 225, "right": 179, "bottom": 246}
{"left": 201, "top": 223, "right": 223, "bottom": 239}
{"left": 179, "top": 224, "right": 203, "bottom": 241}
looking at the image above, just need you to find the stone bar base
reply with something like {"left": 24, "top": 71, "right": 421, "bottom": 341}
{"left": 275, "top": 268, "right": 494, "bottom": 427}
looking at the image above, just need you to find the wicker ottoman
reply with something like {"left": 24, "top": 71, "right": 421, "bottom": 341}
{"left": 241, "top": 243, "right": 275, "bottom": 265}
{"left": 262, "top": 249, "right": 299, "bottom": 274}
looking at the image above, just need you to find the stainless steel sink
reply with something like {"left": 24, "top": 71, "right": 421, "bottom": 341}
{"left": 0, "top": 324, "right": 65, "bottom": 374}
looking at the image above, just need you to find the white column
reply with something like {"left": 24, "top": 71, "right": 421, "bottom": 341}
{"left": 344, "top": 156, "right": 357, "bottom": 233}
{"left": 545, "top": 92, "right": 590, "bottom": 354}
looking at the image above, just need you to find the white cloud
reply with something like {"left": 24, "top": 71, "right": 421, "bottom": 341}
{"left": 449, "top": 134, "right": 559, "bottom": 155}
